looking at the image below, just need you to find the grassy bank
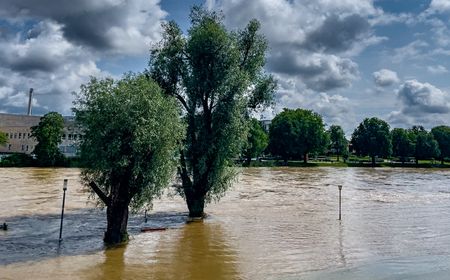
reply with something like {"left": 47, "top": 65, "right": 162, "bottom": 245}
{"left": 244, "top": 159, "right": 450, "bottom": 168}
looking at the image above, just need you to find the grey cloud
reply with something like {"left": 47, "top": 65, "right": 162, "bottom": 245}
{"left": 0, "top": 0, "right": 166, "bottom": 54}
{"left": 390, "top": 80, "right": 450, "bottom": 123}
{"left": 303, "top": 14, "right": 370, "bottom": 53}
{"left": 268, "top": 51, "right": 359, "bottom": 92}
{"left": 373, "top": 69, "right": 400, "bottom": 87}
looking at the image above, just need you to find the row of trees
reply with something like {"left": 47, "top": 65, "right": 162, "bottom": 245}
{"left": 244, "top": 108, "right": 450, "bottom": 167}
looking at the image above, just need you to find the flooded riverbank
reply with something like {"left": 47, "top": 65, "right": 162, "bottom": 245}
{"left": 1, "top": 167, "right": 450, "bottom": 279}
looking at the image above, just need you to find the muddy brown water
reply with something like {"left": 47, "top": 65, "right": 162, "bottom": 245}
{"left": 1, "top": 167, "right": 450, "bottom": 279}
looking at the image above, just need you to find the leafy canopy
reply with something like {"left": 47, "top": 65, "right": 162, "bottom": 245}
{"left": 73, "top": 74, "right": 184, "bottom": 211}
{"left": 243, "top": 118, "right": 268, "bottom": 163}
{"left": 431, "top": 126, "right": 450, "bottom": 160}
{"left": 391, "top": 128, "right": 414, "bottom": 161}
{"left": 269, "top": 108, "right": 329, "bottom": 161}
{"left": 351, "top": 117, "right": 392, "bottom": 159}
{"left": 409, "top": 127, "right": 440, "bottom": 161}
{"left": 31, "top": 112, "right": 64, "bottom": 166}
{"left": 328, "top": 125, "right": 348, "bottom": 158}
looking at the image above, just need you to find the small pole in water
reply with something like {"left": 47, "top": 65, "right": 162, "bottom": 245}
{"left": 338, "top": 185, "right": 342, "bottom": 220}
{"left": 144, "top": 209, "right": 148, "bottom": 223}
{"left": 59, "top": 179, "right": 68, "bottom": 242}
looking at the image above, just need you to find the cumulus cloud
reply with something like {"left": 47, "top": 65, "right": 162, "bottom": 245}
{"left": 373, "top": 69, "right": 400, "bottom": 87}
{"left": 268, "top": 52, "right": 359, "bottom": 92}
{"left": 397, "top": 80, "right": 450, "bottom": 114}
{"left": 0, "top": 1, "right": 167, "bottom": 115}
{"left": 302, "top": 14, "right": 370, "bottom": 53}
{"left": 428, "top": 0, "right": 450, "bottom": 13}
{"left": 0, "top": 20, "right": 106, "bottom": 115}
{"left": 212, "top": 0, "right": 383, "bottom": 93}
{"left": 0, "top": 0, "right": 166, "bottom": 55}
{"left": 388, "top": 80, "right": 450, "bottom": 127}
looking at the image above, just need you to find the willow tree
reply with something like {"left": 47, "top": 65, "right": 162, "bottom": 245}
{"left": 73, "top": 74, "right": 183, "bottom": 244}
{"left": 149, "top": 7, "right": 275, "bottom": 218}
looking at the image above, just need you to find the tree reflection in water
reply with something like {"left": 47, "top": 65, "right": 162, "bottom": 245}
{"left": 86, "top": 221, "right": 239, "bottom": 280}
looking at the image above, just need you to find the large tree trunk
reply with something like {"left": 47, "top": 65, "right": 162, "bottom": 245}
{"left": 303, "top": 153, "right": 308, "bottom": 163}
{"left": 184, "top": 188, "right": 205, "bottom": 218}
{"left": 89, "top": 181, "right": 131, "bottom": 245}
{"left": 371, "top": 155, "right": 376, "bottom": 167}
{"left": 104, "top": 179, "right": 131, "bottom": 244}
{"left": 104, "top": 199, "right": 129, "bottom": 244}
{"left": 337, "top": 154, "right": 340, "bottom": 162}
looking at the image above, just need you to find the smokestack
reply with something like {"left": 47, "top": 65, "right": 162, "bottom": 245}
{"left": 27, "top": 88, "right": 33, "bottom": 116}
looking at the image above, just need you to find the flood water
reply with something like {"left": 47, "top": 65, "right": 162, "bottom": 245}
{"left": 1, "top": 167, "right": 450, "bottom": 279}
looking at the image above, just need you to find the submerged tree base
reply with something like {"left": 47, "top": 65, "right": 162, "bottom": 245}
{"left": 104, "top": 231, "right": 129, "bottom": 245}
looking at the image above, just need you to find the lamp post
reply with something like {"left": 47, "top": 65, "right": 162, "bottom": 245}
{"left": 338, "top": 185, "right": 342, "bottom": 220}
{"left": 59, "top": 179, "right": 68, "bottom": 242}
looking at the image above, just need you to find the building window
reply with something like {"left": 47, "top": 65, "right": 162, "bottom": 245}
{"left": 8, "top": 144, "right": 11, "bottom": 150}
{"left": 21, "top": 145, "right": 25, "bottom": 151}
{"left": 68, "top": 134, "right": 72, "bottom": 140}
{"left": 5, "top": 133, "right": 8, "bottom": 138}
{"left": 62, "top": 134, "right": 66, "bottom": 140}
{"left": 28, "top": 133, "right": 31, "bottom": 139}
{"left": 73, "top": 134, "right": 77, "bottom": 140}
{"left": 9, "top": 133, "right": 12, "bottom": 139}
{"left": 26, "top": 145, "right": 29, "bottom": 151}
{"left": 14, "top": 133, "right": 17, "bottom": 139}
{"left": 19, "top": 133, "right": 22, "bottom": 139}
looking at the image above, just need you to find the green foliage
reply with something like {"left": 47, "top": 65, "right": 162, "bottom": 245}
{"left": 269, "top": 108, "right": 329, "bottom": 163}
{"left": 351, "top": 117, "right": 392, "bottom": 164}
{"left": 149, "top": 6, "right": 275, "bottom": 210}
{"left": 73, "top": 74, "right": 184, "bottom": 211}
{"left": 31, "top": 112, "right": 65, "bottom": 166}
{"left": 391, "top": 128, "right": 414, "bottom": 162}
{"left": 0, "top": 131, "right": 7, "bottom": 146}
{"left": 328, "top": 125, "right": 348, "bottom": 161}
{"left": 243, "top": 118, "right": 269, "bottom": 165}
{"left": 0, "top": 153, "right": 35, "bottom": 167}
{"left": 431, "top": 125, "right": 450, "bottom": 162}
{"left": 409, "top": 127, "right": 440, "bottom": 161}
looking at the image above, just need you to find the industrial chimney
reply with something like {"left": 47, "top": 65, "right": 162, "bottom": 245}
{"left": 27, "top": 88, "right": 33, "bottom": 116}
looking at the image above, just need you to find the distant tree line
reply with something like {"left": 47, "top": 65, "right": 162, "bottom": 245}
{"left": 243, "top": 108, "right": 450, "bottom": 167}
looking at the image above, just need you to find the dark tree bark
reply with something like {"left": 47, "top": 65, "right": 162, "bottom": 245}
{"left": 184, "top": 187, "right": 205, "bottom": 218}
{"left": 303, "top": 153, "right": 308, "bottom": 164}
{"left": 90, "top": 181, "right": 131, "bottom": 244}
{"left": 371, "top": 155, "right": 376, "bottom": 167}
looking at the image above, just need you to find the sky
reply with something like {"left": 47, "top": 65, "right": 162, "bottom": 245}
{"left": 1, "top": 0, "right": 450, "bottom": 134}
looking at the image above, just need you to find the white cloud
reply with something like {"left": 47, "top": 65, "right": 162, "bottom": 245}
{"left": 0, "top": 20, "right": 108, "bottom": 115}
{"left": 373, "top": 69, "right": 400, "bottom": 87}
{"left": 427, "top": 65, "right": 449, "bottom": 74}
{"left": 388, "top": 80, "right": 450, "bottom": 128}
{"left": 428, "top": 0, "right": 450, "bottom": 13}
{"left": 0, "top": 0, "right": 166, "bottom": 55}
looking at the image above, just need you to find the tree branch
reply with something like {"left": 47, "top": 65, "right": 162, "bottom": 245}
{"left": 89, "top": 182, "right": 111, "bottom": 207}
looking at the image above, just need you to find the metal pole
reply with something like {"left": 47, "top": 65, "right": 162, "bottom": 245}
{"left": 338, "top": 185, "right": 342, "bottom": 220}
{"left": 59, "top": 179, "right": 68, "bottom": 242}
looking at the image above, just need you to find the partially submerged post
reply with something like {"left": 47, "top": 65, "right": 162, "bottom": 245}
{"left": 59, "top": 179, "right": 68, "bottom": 242}
{"left": 1, "top": 222, "right": 7, "bottom": 230}
{"left": 338, "top": 185, "right": 342, "bottom": 220}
